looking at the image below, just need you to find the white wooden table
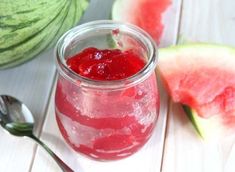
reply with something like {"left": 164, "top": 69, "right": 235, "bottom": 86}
{"left": 0, "top": 0, "right": 235, "bottom": 171}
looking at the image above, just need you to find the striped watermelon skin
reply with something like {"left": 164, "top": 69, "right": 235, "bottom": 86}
{"left": 0, "top": 0, "right": 89, "bottom": 69}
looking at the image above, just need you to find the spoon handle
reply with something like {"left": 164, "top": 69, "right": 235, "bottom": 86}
{"left": 29, "top": 134, "right": 74, "bottom": 172}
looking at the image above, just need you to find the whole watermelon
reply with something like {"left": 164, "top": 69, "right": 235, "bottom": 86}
{"left": 0, "top": 0, "right": 89, "bottom": 69}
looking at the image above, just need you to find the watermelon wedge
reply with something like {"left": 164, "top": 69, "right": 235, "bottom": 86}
{"left": 112, "top": 0, "right": 171, "bottom": 44}
{"left": 158, "top": 43, "right": 235, "bottom": 139}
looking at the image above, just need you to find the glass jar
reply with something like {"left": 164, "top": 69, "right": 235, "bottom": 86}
{"left": 55, "top": 20, "right": 159, "bottom": 160}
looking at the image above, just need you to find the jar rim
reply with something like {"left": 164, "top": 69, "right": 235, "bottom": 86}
{"left": 55, "top": 20, "right": 158, "bottom": 90}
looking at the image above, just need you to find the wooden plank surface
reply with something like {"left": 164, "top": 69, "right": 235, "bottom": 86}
{"left": 0, "top": 0, "right": 115, "bottom": 171}
{"left": 162, "top": 0, "right": 235, "bottom": 172}
{"left": 31, "top": 0, "right": 182, "bottom": 171}
{"left": 0, "top": 48, "right": 56, "bottom": 171}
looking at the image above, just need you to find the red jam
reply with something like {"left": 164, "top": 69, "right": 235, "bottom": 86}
{"left": 55, "top": 47, "right": 159, "bottom": 160}
{"left": 66, "top": 47, "right": 145, "bottom": 80}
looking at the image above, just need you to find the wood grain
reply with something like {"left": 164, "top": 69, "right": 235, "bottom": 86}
{"left": 162, "top": 0, "right": 235, "bottom": 172}
{"left": 0, "top": 49, "right": 56, "bottom": 172}
{"left": 178, "top": 0, "right": 235, "bottom": 45}
{"left": 31, "top": 0, "right": 182, "bottom": 171}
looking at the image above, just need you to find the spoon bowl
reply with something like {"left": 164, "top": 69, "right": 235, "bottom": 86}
{"left": 0, "top": 95, "right": 74, "bottom": 172}
{"left": 0, "top": 95, "right": 34, "bottom": 137}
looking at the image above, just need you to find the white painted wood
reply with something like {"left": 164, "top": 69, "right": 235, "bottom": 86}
{"left": 162, "top": 0, "right": 235, "bottom": 172}
{"left": 0, "top": 49, "right": 56, "bottom": 172}
{"left": 0, "top": 49, "right": 56, "bottom": 132}
{"left": 0, "top": 0, "right": 115, "bottom": 171}
{"left": 225, "top": 145, "right": 235, "bottom": 172}
{"left": 162, "top": 102, "right": 235, "bottom": 172}
{"left": 160, "top": 0, "right": 183, "bottom": 47}
{"left": 178, "top": 0, "right": 235, "bottom": 45}
{"left": 0, "top": 127, "right": 36, "bottom": 172}
{"left": 0, "top": 0, "right": 183, "bottom": 171}
{"left": 31, "top": 0, "right": 183, "bottom": 171}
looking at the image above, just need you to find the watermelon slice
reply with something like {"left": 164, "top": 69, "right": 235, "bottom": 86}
{"left": 158, "top": 43, "right": 235, "bottom": 139}
{"left": 112, "top": 0, "right": 171, "bottom": 44}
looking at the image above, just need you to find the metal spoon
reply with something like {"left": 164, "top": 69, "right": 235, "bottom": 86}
{"left": 0, "top": 95, "right": 74, "bottom": 172}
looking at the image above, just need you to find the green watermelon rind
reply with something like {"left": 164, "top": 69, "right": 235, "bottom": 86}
{"left": 0, "top": 0, "right": 89, "bottom": 69}
{"left": 0, "top": 0, "right": 88, "bottom": 69}
{"left": 159, "top": 43, "right": 235, "bottom": 57}
{"left": 182, "top": 105, "right": 204, "bottom": 138}
{"left": 47, "top": 0, "right": 74, "bottom": 48}
{"left": 0, "top": 0, "right": 66, "bottom": 49}
{"left": 182, "top": 105, "right": 226, "bottom": 140}
{"left": 79, "top": 0, "right": 90, "bottom": 12}
{"left": 0, "top": 0, "right": 68, "bottom": 64}
{"left": 0, "top": 1, "right": 70, "bottom": 68}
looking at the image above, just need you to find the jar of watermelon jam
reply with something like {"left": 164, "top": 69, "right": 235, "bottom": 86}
{"left": 55, "top": 20, "right": 159, "bottom": 160}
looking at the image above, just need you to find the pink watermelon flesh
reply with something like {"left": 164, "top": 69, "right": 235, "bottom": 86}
{"left": 113, "top": 0, "right": 171, "bottom": 44}
{"left": 167, "top": 68, "right": 235, "bottom": 117}
{"left": 158, "top": 44, "right": 235, "bottom": 128}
